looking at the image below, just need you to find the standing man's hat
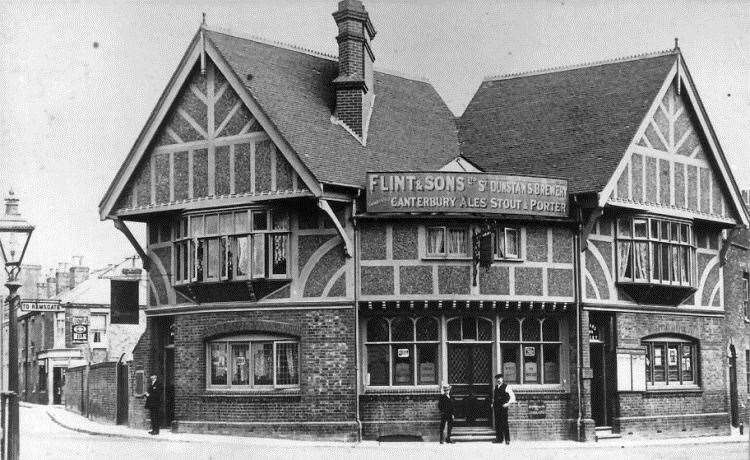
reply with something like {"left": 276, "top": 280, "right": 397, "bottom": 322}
{"left": 441, "top": 383, "right": 451, "bottom": 391}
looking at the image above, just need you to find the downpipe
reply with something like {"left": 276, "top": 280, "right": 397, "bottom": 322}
{"left": 573, "top": 199, "right": 584, "bottom": 442}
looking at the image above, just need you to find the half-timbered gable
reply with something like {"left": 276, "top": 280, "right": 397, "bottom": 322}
{"left": 112, "top": 59, "right": 311, "bottom": 217}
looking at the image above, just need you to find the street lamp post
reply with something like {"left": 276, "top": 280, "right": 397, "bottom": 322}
{"left": 0, "top": 190, "right": 34, "bottom": 460}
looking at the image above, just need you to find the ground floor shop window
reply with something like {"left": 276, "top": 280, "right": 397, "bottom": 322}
{"left": 499, "top": 317, "right": 561, "bottom": 384}
{"left": 366, "top": 316, "right": 440, "bottom": 386}
{"left": 643, "top": 336, "right": 697, "bottom": 387}
{"left": 365, "top": 315, "right": 564, "bottom": 388}
{"left": 207, "top": 335, "right": 299, "bottom": 390}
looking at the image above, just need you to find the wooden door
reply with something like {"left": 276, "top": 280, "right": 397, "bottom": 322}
{"left": 448, "top": 343, "right": 492, "bottom": 426}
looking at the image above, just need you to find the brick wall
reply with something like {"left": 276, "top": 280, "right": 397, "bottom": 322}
{"left": 614, "top": 312, "right": 730, "bottom": 438}
{"left": 87, "top": 362, "right": 118, "bottom": 423}
{"left": 723, "top": 225, "right": 750, "bottom": 427}
{"left": 63, "top": 365, "right": 87, "bottom": 415}
{"left": 152, "top": 307, "right": 357, "bottom": 440}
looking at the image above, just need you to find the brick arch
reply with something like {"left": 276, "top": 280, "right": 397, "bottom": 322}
{"left": 203, "top": 319, "right": 302, "bottom": 340}
{"left": 642, "top": 331, "right": 699, "bottom": 342}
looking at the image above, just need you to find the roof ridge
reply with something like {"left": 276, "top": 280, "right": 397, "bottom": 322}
{"left": 206, "top": 25, "right": 433, "bottom": 85}
{"left": 483, "top": 48, "right": 678, "bottom": 82}
{"left": 204, "top": 25, "right": 338, "bottom": 61}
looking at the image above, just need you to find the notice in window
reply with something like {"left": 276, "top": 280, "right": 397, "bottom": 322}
{"left": 524, "top": 346, "right": 536, "bottom": 357}
{"left": 397, "top": 348, "right": 410, "bottom": 358}
{"left": 524, "top": 362, "right": 538, "bottom": 382}
{"left": 503, "top": 362, "right": 517, "bottom": 382}
{"left": 419, "top": 363, "right": 436, "bottom": 384}
{"left": 394, "top": 362, "right": 411, "bottom": 384}
{"left": 668, "top": 347, "right": 678, "bottom": 366}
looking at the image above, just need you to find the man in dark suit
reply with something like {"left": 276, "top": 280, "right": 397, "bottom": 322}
{"left": 491, "top": 373, "right": 516, "bottom": 444}
{"left": 145, "top": 374, "right": 163, "bottom": 435}
{"left": 438, "top": 383, "right": 454, "bottom": 444}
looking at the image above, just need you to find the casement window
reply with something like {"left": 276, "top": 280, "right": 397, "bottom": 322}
{"left": 616, "top": 216, "right": 696, "bottom": 286}
{"left": 90, "top": 314, "right": 107, "bottom": 346}
{"left": 495, "top": 227, "right": 521, "bottom": 259}
{"left": 207, "top": 335, "right": 299, "bottom": 390}
{"left": 643, "top": 336, "right": 697, "bottom": 387}
{"left": 54, "top": 313, "right": 66, "bottom": 348}
{"left": 366, "top": 316, "right": 440, "bottom": 386}
{"left": 174, "top": 209, "right": 290, "bottom": 283}
{"left": 426, "top": 227, "right": 469, "bottom": 258}
{"left": 743, "top": 273, "right": 749, "bottom": 321}
{"left": 498, "top": 318, "right": 561, "bottom": 384}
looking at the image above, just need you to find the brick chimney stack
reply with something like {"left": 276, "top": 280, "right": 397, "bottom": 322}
{"left": 332, "top": 0, "right": 376, "bottom": 140}
{"left": 46, "top": 269, "right": 57, "bottom": 298}
{"left": 69, "top": 256, "right": 89, "bottom": 290}
{"left": 56, "top": 262, "right": 71, "bottom": 294}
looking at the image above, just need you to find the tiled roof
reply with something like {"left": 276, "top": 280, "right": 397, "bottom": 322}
{"left": 57, "top": 271, "right": 147, "bottom": 306}
{"left": 458, "top": 52, "right": 677, "bottom": 194}
{"left": 205, "top": 29, "right": 460, "bottom": 188}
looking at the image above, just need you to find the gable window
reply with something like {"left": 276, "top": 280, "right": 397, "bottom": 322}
{"left": 495, "top": 227, "right": 521, "bottom": 259}
{"left": 174, "top": 208, "right": 289, "bottom": 284}
{"left": 498, "top": 317, "right": 561, "bottom": 384}
{"left": 426, "top": 227, "right": 469, "bottom": 258}
{"left": 207, "top": 335, "right": 299, "bottom": 390}
{"left": 365, "top": 316, "right": 439, "bottom": 386}
{"left": 643, "top": 336, "right": 697, "bottom": 387}
{"left": 616, "top": 216, "right": 695, "bottom": 286}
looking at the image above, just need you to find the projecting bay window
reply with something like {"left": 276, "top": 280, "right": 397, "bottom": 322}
{"left": 616, "top": 216, "right": 695, "bottom": 286}
{"left": 365, "top": 316, "right": 440, "bottom": 386}
{"left": 643, "top": 336, "right": 697, "bottom": 387}
{"left": 207, "top": 335, "right": 299, "bottom": 390}
{"left": 174, "top": 209, "right": 289, "bottom": 284}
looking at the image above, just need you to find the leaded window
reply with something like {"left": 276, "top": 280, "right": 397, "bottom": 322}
{"left": 365, "top": 316, "right": 440, "bottom": 386}
{"left": 498, "top": 317, "right": 561, "bottom": 384}
{"left": 174, "top": 209, "right": 289, "bottom": 283}
{"left": 616, "top": 216, "right": 695, "bottom": 286}
{"left": 207, "top": 335, "right": 299, "bottom": 390}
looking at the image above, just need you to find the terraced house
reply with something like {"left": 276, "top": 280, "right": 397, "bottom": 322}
{"left": 98, "top": 0, "right": 749, "bottom": 442}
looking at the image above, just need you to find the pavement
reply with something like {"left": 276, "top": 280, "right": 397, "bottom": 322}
{"left": 43, "top": 402, "right": 749, "bottom": 449}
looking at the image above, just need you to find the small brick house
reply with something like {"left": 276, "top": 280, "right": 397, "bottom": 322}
{"left": 98, "top": 0, "right": 749, "bottom": 441}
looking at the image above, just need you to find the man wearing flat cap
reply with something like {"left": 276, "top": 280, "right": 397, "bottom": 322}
{"left": 438, "top": 383, "right": 454, "bottom": 443}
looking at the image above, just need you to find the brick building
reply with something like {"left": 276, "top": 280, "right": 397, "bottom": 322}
{"left": 98, "top": 1, "right": 749, "bottom": 441}
{"left": 14, "top": 261, "right": 146, "bottom": 405}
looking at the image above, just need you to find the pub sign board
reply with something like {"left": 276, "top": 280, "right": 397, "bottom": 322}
{"left": 110, "top": 280, "right": 140, "bottom": 324}
{"left": 366, "top": 172, "right": 568, "bottom": 218}
{"left": 72, "top": 324, "right": 88, "bottom": 343}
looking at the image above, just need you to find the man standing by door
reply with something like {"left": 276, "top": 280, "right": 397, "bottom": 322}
{"left": 438, "top": 383, "right": 454, "bottom": 444}
{"left": 491, "top": 373, "right": 515, "bottom": 444}
{"left": 145, "top": 374, "right": 162, "bottom": 435}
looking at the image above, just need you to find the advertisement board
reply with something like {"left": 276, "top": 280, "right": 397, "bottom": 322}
{"left": 366, "top": 172, "right": 568, "bottom": 218}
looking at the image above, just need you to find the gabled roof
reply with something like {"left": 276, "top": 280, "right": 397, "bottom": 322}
{"left": 57, "top": 270, "right": 147, "bottom": 307}
{"left": 204, "top": 29, "right": 460, "bottom": 188}
{"left": 458, "top": 51, "right": 678, "bottom": 194}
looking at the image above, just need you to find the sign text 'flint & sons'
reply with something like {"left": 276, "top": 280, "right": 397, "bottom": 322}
{"left": 366, "top": 172, "right": 568, "bottom": 217}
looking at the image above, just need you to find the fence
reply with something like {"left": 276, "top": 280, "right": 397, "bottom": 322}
{"left": 62, "top": 362, "right": 129, "bottom": 425}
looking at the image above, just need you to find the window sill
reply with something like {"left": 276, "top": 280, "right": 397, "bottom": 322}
{"left": 203, "top": 388, "right": 301, "bottom": 398}
{"left": 422, "top": 255, "right": 472, "bottom": 261}
{"left": 510, "top": 384, "right": 568, "bottom": 394}
{"left": 364, "top": 385, "right": 441, "bottom": 395}
{"left": 644, "top": 385, "right": 702, "bottom": 394}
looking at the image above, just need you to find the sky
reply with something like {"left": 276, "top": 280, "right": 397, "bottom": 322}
{"left": 0, "top": 0, "right": 748, "bottom": 271}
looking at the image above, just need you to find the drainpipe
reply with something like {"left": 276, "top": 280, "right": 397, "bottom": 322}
{"left": 573, "top": 196, "right": 584, "bottom": 442}
{"left": 352, "top": 195, "right": 362, "bottom": 442}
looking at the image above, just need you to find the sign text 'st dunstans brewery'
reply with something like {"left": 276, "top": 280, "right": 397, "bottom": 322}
{"left": 366, "top": 172, "right": 569, "bottom": 218}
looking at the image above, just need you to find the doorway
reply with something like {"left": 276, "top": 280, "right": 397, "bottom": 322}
{"left": 447, "top": 343, "right": 492, "bottom": 427}
{"left": 729, "top": 345, "right": 738, "bottom": 427}
{"left": 589, "top": 314, "right": 616, "bottom": 428}
{"left": 590, "top": 342, "right": 608, "bottom": 426}
{"left": 52, "top": 368, "right": 64, "bottom": 405}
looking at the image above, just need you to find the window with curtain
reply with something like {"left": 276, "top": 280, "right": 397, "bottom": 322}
{"left": 365, "top": 316, "right": 439, "bottom": 386}
{"left": 498, "top": 317, "right": 561, "bottom": 384}
{"left": 616, "top": 216, "right": 695, "bottom": 286}
{"left": 174, "top": 208, "right": 290, "bottom": 284}
{"left": 643, "top": 336, "right": 697, "bottom": 387}
{"left": 90, "top": 314, "right": 107, "bottom": 346}
{"left": 206, "top": 335, "right": 299, "bottom": 390}
{"left": 494, "top": 227, "right": 521, "bottom": 259}
{"left": 426, "top": 227, "right": 468, "bottom": 258}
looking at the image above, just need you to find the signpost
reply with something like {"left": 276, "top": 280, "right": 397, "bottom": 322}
{"left": 367, "top": 172, "right": 568, "bottom": 218}
{"left": 19, "top": 300, "right": 62, "bottom": 312}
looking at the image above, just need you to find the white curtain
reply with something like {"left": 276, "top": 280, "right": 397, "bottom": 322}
{"left": 634, "top": 242, "right": 649, "bottom": 280}
{"left": 427, "top": 228, "right": 444, "bottom": 254}
{"left": 618, "top": 241, "right": 632, "bottom": 278}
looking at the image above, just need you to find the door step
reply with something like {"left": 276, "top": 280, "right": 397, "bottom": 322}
{"left": 594, "top": 426, "right": 621, "bottom": 441}
{"left": 448, "top": 427, "right": 496, "bottom": 442}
